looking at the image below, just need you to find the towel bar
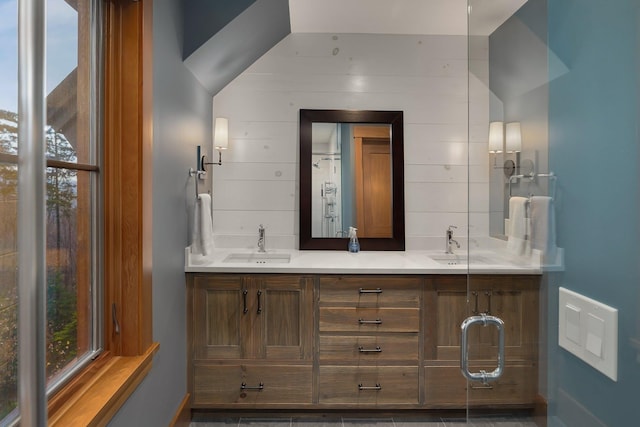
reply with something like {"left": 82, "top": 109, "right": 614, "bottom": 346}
{"left": 509, "top": 172, "right": 557, "bottom": 199}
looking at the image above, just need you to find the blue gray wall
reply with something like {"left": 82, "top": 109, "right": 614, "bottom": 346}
{"left": 183, "top": 0, "right": 257, "bottom": 58}
{"left": 548, "top": 0, "right": 640, "bottom": 425}
{"left": 108, "top": 0, "right": 212, "bottom": 425}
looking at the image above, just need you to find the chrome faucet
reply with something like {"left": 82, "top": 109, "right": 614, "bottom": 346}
{"left": 257, "top": 224, "right": 266, "bottom": 252}
{"left": 446, "top": 225, "right": 460, "bottom": 254}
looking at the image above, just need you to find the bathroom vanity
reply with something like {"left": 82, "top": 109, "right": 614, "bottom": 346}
{"left": 186, "top": 250, "right": 541, "bottom": 411}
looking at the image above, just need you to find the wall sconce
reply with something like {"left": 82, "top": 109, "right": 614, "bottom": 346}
{"left": 201, "top": 117, "right": 229, "bottom": 170}
{"left": 488, "top": 121, "right": 504, "bottom": 154}
{"left": 488, "top": 121, "right": 504, "bottom": 171}
{"left": 505, "top": 122, "right": 522, "bottom": 153}
{"left": 504, "top": 122, "right": 526, "bottom": 178}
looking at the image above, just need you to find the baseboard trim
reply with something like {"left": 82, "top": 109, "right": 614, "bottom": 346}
{"left": 170, "top": 393, "right": 191, "bottom": 427}
{"left": 555, "top": 388, "right": 606, "bottom": 427}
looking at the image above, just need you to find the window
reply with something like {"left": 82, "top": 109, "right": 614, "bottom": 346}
{"left": 43, "top": 0, "right": 101, "bottom": 392}
{"left": 0, "top": 1, "right": 20, "bottom": 419}
{"left": 0, "top": 0, "right": 101, "bottom": 422}
{"left": 1, "top": 0, "right": 153, "bottom": 424}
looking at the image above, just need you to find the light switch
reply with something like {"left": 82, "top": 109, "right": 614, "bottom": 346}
{"left": 586, "top": 313, "right": 605, "bottom": 358}
{"left": 558, "top": 287, "right": 618, "bottom": 381}
{"left": 565, "top": 303, "right": 581, "bottom": 344}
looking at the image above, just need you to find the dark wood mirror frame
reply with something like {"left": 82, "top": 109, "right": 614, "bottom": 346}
{"left": 299, "top": 109, "right": 405, "bottom": 250}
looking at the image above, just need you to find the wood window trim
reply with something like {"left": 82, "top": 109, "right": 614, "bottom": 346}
{"left": 48, "top": 344, "right": 159, "bottom": 427}
{"left": 48, "top": 0, "right": 155, "bottom": 424}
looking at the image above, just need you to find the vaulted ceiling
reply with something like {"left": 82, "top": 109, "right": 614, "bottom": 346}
{"left": 183, "top": 0, "right": 527, "bottom": 95}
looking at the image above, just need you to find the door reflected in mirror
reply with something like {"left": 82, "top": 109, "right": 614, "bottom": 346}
{"left": 300, "top": 109, "right": 405, "bottom": 251}
{"left": 311, "top": 123, "right": 392, "bottom": 238}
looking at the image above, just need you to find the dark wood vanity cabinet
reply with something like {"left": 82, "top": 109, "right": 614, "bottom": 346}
{"left": 187, "top": 273, "right": 540, "bottom": 410}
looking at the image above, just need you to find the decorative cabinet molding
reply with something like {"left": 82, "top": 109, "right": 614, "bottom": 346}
{"left": 187, "top": 273, "right": 540, "bottom": 410}
{"left": 424, "top": 275, "right": 540, "bottom": 407}
{"left": 188, "top": 274, "right": 314, "bottom": 407}
{"left": 317, "top": 276, "right": 422, "bottom": 407}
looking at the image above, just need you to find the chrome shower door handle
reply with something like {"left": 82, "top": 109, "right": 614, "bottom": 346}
{"left": 460, "top": 314, "right": 505, "bottom": 385}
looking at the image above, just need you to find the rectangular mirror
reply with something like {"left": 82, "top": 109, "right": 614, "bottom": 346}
{"left": 299, "top": 109, "right": 405, "bottom": 250}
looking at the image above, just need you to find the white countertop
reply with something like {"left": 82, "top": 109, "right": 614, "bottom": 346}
{"left": 185, "top": 246, "right": 549, "bottom": 275}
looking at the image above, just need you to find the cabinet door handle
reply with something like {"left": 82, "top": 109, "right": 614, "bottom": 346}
{"left": 241, "top": 382, "right": 264, "bottom": 391}
{"left": 358, "top": 383, "right": 382, "bottom": 391}
{"left": 484, "top": 290, "right": 492, "bottom": 315}
{"left": 358, "top": 318, "right": 382, "bottom": 325}
{"left": 242, "top": 289, "right": 248, "bottom": 314}
{"left": 460, "top": 313, "right": 505, "bottom": 385}
{"left": 358, "top": 346, "right": 382, "bottom": 353}
{"left": 472, "top": 291, "right": 479, "bottom": 315}
{"left": 256, "top": 290, "right": 262, "bottom": 314}
{"left": 359, "top": 288, "right": 383, "bottom": 294}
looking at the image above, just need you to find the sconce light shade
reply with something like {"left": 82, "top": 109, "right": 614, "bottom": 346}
{"left": 488, "top": 121, "right": 504, "bottom": 153}
{"left": 213, "top": 117, "right": 229, "bottom": 150}
{"left": 505, "top": 122, "right": 522, "bottom": 153}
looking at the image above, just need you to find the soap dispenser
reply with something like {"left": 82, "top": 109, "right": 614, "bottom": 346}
{"left": 348, "top": 227, "right": 360, "bottom": 253}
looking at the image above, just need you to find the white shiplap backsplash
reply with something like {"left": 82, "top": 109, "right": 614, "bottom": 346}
{"left": 211, "top": 33, "right": 489, "bottom": 251}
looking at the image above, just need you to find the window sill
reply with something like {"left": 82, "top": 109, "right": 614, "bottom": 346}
{"left": 49, "top": 342, "right": 159, "bottom": 427}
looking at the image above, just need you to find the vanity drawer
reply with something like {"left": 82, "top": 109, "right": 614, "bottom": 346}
{"left": 424, "top": 365, "right": 537, "bottom": 407}
{"left": 319, "top": 307, "right": 419, "bottom": 333}
{"left": 192, "top": 364, "right": 312, "bottom": 407}
{"left": 319, "top": 366, "right": 418, "bottom": 405}
{"left": 319, "top": 335, "right": 419, "bottom": 362}
{"left": 319, "top": 276, "right": 421, "bottom": 307}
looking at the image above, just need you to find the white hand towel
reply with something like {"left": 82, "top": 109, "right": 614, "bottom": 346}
{"left": 507, "top": 196, "right": 531, "bottom": 256}
{"left": 530, "top": 196, "right": 557, "bottom": 263}
{"left": 191, "top": 193, "right": 215, "bottom": 256}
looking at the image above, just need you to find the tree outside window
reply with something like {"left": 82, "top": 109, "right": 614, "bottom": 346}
{"left": 0, "top": 0, "right": 99, "bottom": 421}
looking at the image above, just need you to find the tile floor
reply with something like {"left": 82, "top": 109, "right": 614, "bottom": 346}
{"left": 190, "top": 416, "right": 538, "bottom": 427}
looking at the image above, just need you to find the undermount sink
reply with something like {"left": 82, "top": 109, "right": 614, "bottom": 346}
{"left": 430, "top": 254, "right": 469, "bottom": 265}
{"left": 430, "top": 254, "right": 493, "bottom": 266}
{"left": 223, "top": 253, "right": 291, "bottom": 264}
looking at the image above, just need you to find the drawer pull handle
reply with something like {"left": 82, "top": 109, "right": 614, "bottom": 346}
{"left": 484, "top": 290, "right": 492, "bottom": 315}
{"left": 358, "top": 318, "right": 382, "bottom": 325}
{"left": 240, "top": 382, "right": 264, "bottom": 391}
{"left": 358, "top": 346, "right": 382, "bottom": 353}
{"left": 358, "top": 383, "right": 382, "bottom": 391}
{"left": 470, "top": 384, "right": 494, "bottom": 390}
{"left": 359, "top": 288, "right": 383, "bottom": 294}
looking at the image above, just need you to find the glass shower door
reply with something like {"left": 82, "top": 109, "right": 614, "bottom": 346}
{"left": 465, "top": 0, "right": 545, "bottom": 424}
{"left": 466, "top": 1, "right": 640, "bottom": 426}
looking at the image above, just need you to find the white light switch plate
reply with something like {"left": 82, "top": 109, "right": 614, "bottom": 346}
{"left": 559, "top": 287, "right": 618, "bottom": 381}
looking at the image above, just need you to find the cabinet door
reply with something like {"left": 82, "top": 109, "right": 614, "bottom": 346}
{"left": 425, "top": 275, "right": 539, "bottom": 363}
{"left": 252, "top": 275, "right": 314, "bottom": 360}
{"left": 467, "top": 275, "right": 539, "bottom": 362}
{"left": 192, "top": 275, "right": 248, "bottom": 359}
